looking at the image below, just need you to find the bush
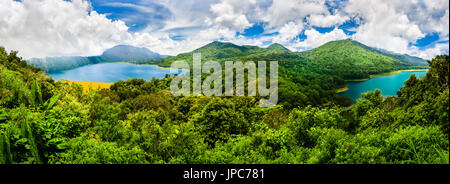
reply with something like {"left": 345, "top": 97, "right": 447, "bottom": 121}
{"left": 384, "top": 126, "right": 449, "bottom": 164}
{"left": 49, "top": 137, "right": 148, "bottom": 164}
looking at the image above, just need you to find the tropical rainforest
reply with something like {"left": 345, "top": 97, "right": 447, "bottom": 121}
{"left": 0, "top": 39, "right": 448, "bottom": 164}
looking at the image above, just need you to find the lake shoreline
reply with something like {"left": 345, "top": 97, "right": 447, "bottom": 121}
{"left": 337, "top": 69, "right": 429, "bottom": 94}
{"left": 336, "top": 86, "right": 349, "bottom": 93}
{"left": 49, "top": 62, "right": 184, "bottom": 83}
{"left": 343, "top": 69, "right": 429, "bottom": 83}
{"left": 337, "top": 70, "right": 428, "bottom": 102}
{"left": 369, "top": 69, "right": 429, "bottom": 78}
{"left": 116, "top": 62, "right": 189, "bottom": 72}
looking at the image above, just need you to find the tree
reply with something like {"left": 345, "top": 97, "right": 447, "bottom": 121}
{"left": 190, "top": 97, "right": 248, "bottom": 147}
{"left": 428, "top": 55, "right": 449, "bottom": 90}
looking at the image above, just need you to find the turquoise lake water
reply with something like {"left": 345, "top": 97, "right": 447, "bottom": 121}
{"left": 49, "top": 63, "right": 185, "bottom": 83}
{"left": 338, "top": 70, "right": 428, "bottom": 102}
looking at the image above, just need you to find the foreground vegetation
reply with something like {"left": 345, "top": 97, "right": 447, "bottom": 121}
{"left": 0, "top": 44, "right": 448, "bottom": 164}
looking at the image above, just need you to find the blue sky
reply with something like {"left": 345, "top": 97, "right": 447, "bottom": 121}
{"left": 89, "top": 0, "right": 363, "bottom": 46}
{"left": 0, "top": 0, "right": 448, "bottom": 59}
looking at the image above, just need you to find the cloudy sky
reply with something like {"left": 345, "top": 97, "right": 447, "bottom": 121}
{"left": 0, "top": 0, "right": 448, "bottom": 59}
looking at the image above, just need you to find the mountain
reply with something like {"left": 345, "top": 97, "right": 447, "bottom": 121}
{"left": 304, "top": 39, "right": 428, "bottom": 66}
{"left": 373, "top": 48, "right": 428, "bottom": 66}
{"left": 101, "top": 45, "right": 164, "bottom": 62}
{"left": 157, "top": 39, "right": 427, "bottom": 80}
{"left": 297, "top": 39, "right": 428, "bottom": 79}
{"left": 27, "top": 56, "right": 103, "bottom": 73}
{"left": 26, "top": 45, "right": 165, "bottom": 72}
{"left": 157, "top": 41, "right": 297, "bottom": 67}
{"left": 267, "top": 43, "right": 290, "bottom": 51}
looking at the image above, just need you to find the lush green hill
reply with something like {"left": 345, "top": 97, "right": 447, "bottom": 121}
{"left": 156, "top": 41, "right": 270, "bottom": 66}
{"left": 157, "top": 39, "right": 427, "bottom": 80}
{"left": 298, "top": 39, "right": 427, "bottom": 79}
{"left": 267, "top": 43, "right": 291, "bottom": 51}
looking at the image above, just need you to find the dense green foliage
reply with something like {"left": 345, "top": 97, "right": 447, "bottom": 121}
{"left": 156, "top": 40, "right": 428, "bottom": 109}
{"left": 0, "top": 44, "right": 447, "bottom": 164}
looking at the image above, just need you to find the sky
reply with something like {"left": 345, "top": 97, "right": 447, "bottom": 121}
{"left": 0, "top": 0, "right": 448, "bottom": 60}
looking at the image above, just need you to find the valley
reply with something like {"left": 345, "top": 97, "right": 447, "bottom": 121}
{"left": 1, "top": 40, "right": 447, "bottom": 165}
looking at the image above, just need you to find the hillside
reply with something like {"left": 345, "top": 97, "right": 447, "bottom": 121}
{"left": 26, "top": 45, "right": 165, "bottom": 72}
{"left": 157, "top": 41, "right": 299, "bottom": 67}
{"left": 374, "top": 48, "right": 428, "bottom": 66}
{"left": 157, "top": 39, "right": 428, "bottom": 80}
{"left": 156, "top": 41, "right": 269, "bottom": 66}
{"left": 298, "top": 39, "right": 428, "bottom": 79}
{"left": 267, "top": 43, "right": 291, "bottom": 51}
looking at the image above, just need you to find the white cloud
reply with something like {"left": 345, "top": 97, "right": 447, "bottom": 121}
{"left": 0, "top": 0, "right": 133, "bottom": 59}
{"left": 273, "top": 21, "right": 304, "bottom": 44}
{"left": 0, "top": 0, "right": 448, "bottom": 60}
{"left": 390, "top": 0, "right": 449, "bottom": 39}
{"left": 436, "top": 9, "right": 449, "bottom": 38}
{"left": 296, "top": 28, "right": 349, "bottom": 50}
{"left": 344, "top": 0, "right": 426, "bottom": 54}
{"left": 207, "top": 0, "right": 257, "bottom": 31}
{"left": 156, "top": 0, "right": 217, "bottom": 32}
{"left": 409, "top": 43, "right": 450, "bottom": 60}
{"left": 263, "top": 0, "right": 328, "bottom": 28}
{"left": 308, "top": 14, "right": 349, "bottom": 27}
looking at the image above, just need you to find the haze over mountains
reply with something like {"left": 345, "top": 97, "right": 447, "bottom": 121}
{"left": 102, "top": 45, "right": 166, "bottom": 62}
{"left": 26, "top": 45, "right": 166, "bottom": 72}
{"left": 27, "top": 39, "right": 428, "bottom": 79}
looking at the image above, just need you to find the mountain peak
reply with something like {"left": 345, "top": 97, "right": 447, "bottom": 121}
{"left": 103, "top": 45, "right": 152, "bottom": 55}
{"left": 102, "top": 44, "right": 163, "bottom": 62}
{"left": 333, "top": 39, "right": 426, "bottom": 65}
{"left": 267, "top": 43, "right": 290, "bottom": 51}
{"left": 306, "top": 39, "right": 427, "bottom": 67}
{"left": 201, "top": 41, "right": 237, "bottom": 48}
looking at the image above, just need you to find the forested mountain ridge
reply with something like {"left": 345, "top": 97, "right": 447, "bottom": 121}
{"left": 26, "top": 45, "right": 166, "bottom": 72}
{"left": 157, "top": 39, "right": 427, "bottom": 80}
{"left": 267, "top": 43, "right": 291, "bottom": 51}
{"left": 0, "top": 45, "right": 448, "bottom": 164}
{"left": 373, "top": 47, "right": 429, "bottom": 66}
{"left": 298, "top": 39, "right": 428, "bottom": 79}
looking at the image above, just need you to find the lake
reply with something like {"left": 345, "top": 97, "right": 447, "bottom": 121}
{"left": 49, "top": 63, "right": 185, "bottom": 83}
{"left": 338, "top": 70, "right": 428, "bottom": 102}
